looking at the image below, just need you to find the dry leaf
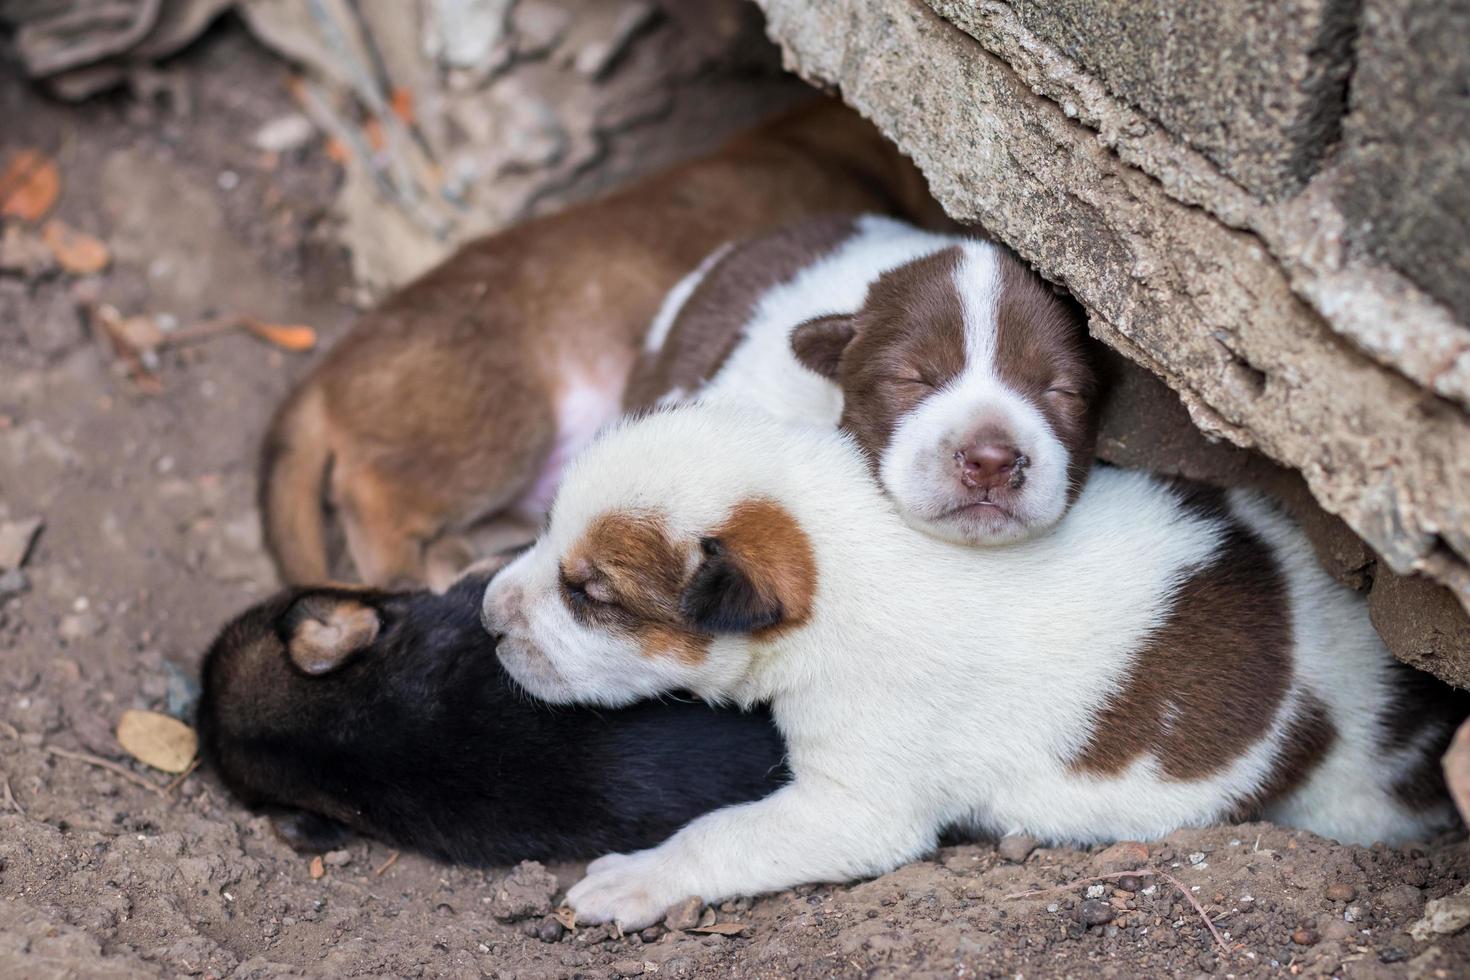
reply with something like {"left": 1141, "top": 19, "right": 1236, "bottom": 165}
{"left": 116, "top": 709, "right": 198, "bottom": 774}
{"left": 309, "top": 855, "right": 326, "bottom": 879}
{"left": 0, "top": 149, "right": 60, "bottom": 223}
{"left": 243, "top": 319, "right": 317, "bottom": 352}
{"left": 390, "top": 87, "right": 415, "bottom": 125}
{"left": 689, "top": 922, "right": 747, "bottom": 936}
{"left": 553, "top": 906, "right": 578, "bottom": 930}
{"left": 41, "top": 220, "right": 110, "bottom": 275}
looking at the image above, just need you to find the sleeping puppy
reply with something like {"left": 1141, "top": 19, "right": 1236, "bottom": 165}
{"left": 626, "top": 214, "right": 1101, "bottom": 545}
{"left": 196, "top": 572, "right": 787, "bottom": 865}
{"left": 481, "top": 404, "right": 1464, "bottom": 928}
{"left": 261, "top": 101, "right": 947, "bottom": 590}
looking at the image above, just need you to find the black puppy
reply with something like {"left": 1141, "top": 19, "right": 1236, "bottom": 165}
{"left": 196, "top": 573, "right": 788, "bottom": 864}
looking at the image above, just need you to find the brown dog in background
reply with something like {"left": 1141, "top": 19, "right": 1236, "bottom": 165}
{"left": 262, "top": 99, "right": 947, "bottom": 589}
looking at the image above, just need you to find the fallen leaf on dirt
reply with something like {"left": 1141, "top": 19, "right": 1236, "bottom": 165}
{"left": 553, "top": 906, "right": 578, "bottom": 930}
{"left": 390, "top": 87, "right": 415, "bottom": 125}
{"left": 242, "top": 319, "right": 317, "bottom": 351}
{"left": 116, "top": 709, "right": 198, "bottom": 773}
{"left": 689, "top": 922, "right": 747, "bottom": 936}
{"left": 0, "top": 149, "right": 61, "bottom": 222}
{"left": 41, "top": 220, "right": 110, "bottom": 274}
{"left": 309, "top": 855, "right": 326, "bottom": 879}
{"left": 0, "top": 517, "right": 43, "bottom": 571}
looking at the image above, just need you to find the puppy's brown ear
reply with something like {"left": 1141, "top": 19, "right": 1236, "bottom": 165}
{"left": 679, "top": 500, "right": 816, "bottom": 636}
{"left": 280, "top": 594, "right": 381, "bottom": 675}
{"left": 790, "top": 314, "right": 857, "bottom": 379}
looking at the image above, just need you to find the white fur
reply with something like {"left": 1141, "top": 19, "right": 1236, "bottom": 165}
{"left": 656, "top": 215, "right": 1076, "bottom": 544}
{"left": 483, "top": 404, "right": 1448, "bottom": 929}
{"left": 694, "top": 215, "right": 954, "bottom": 425}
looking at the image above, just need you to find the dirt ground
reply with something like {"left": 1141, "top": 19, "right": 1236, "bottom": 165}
{"left": 2, "top": 19, "right": 1469, "bottom": 980}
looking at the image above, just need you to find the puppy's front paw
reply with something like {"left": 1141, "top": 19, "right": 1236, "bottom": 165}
{"left": 568, "top": 849, "right": 690, "bottom": 931}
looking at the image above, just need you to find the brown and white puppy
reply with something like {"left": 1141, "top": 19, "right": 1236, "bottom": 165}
{"left": 261, "top": 102, "right": 946, "bottom": 589}
{"left": 627, "top": 214, "right": 1101, "bottom": 545}
{"left": 481, "top": 403, "right": 1464, "bottom": 929}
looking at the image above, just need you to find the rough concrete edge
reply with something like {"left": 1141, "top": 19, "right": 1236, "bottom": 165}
{"left": 752, "top": 0, "right": 1470, "bottom": 635}
{"left": 926, "top": 0, "right": 1470, "bottom": 412}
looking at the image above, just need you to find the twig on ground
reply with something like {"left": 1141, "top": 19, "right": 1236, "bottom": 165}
{"left": 2, "top": 772, "right": 23, "bottom": 815}
{"left": 1155, "top": 868, "right": 1232, "bottom": 959}
{"left": 374, "top": 850, "right": 401, "bottom": 876}
{"left": 163, "top": 757, "right": 200, "bottom": 796}
{"left": 44, "top": 745, "right": 165, "bottom": 797}
{"left": 1006, "top": 866, "right": 1232, "bottom": 960}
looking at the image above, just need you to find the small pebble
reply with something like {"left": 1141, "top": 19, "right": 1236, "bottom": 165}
{"left": 664, "top": 896, "right": 704, "bottom": 932}
{"left": 1079, "top": 900, "right": 1115, "bottom": 926}
{"left": 997, "top": 834, "right": 1040, "bottom": 864}
{"left": 323, "top": 849, "right": 351, "bottom": 867}
{"left": 1085, "top": 884, "right": 1106, "bottom": 899}
{"left": 1378, "top": 947, "right": 1408, "bottom": 964}
{"left": 1187, "top": 852, "right": 1206, "bottom": 866}
{"left": 639, "top": 925, "right": 665, "bottom": 943}
{"left": 1290, "top": 927, "right": 1319, "bottom": 946}
{"left": 1325, "top": 882, "right": 1357, "bottom": 902}
{"left": 536, "top": 915, "right": 565, "bottom": 943}
{"left": 611, "top": 960, "right": 645, "bottom": 977}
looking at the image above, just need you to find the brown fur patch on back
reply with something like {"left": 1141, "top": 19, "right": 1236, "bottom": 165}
{"left": 712, "top": 498, "right": 818, "bottom": 637}
{"left": 625, "top": 215, "right": 860, "bottom": 410}
{"left": 992, "top": 253, "right": 1100, "bottom": 501}
{"left": 837, "top": 247, "right": 969, "bottom": 471}
{"left": 1228, "top": 692, "right": 1337, "bottom": 819}
{"left": 564, "top": 511, "right": 710, "bottom": 665}
{"left": 1072, "top": 508, "right": 1294, "bottom": 780}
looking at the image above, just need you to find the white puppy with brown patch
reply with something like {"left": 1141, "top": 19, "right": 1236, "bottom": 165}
{"left": 481, "top": 404, "right": 1462, "bottom": 930}
{"left": 626, "top": 215, "right": 1102, "bottom": 547}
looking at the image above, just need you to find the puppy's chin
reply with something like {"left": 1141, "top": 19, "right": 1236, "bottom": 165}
{"left": 495, "top": 640, "right": 579, "bottom": 705}
{"left": 895, "top": 487, "right": 1063, "bottom": 547}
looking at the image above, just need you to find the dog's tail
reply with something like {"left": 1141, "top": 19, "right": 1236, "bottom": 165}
{"left": 260, "top": 383, "right": 334, "bottom": 584}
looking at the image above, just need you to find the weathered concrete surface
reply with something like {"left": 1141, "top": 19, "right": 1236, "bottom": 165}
{"left": 755, "top": 0, "right": 1470, "bottom": 683}
{"left": 1338, "top": 0, "right": 1470, "bottom": 324}
{"left": 1005, "top": 0, "right": 1356, "bottom": 201}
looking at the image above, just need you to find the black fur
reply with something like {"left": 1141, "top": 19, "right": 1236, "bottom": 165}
{"left": 679, "top": 537, "right": 785, "bottom": 633}
{"left": 196, "top": 574, "right": 788, "bottom": 866}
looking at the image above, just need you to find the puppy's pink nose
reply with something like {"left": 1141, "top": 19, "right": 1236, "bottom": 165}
{"left": 956, "top": 443, "right": 1024, "bottom": 490}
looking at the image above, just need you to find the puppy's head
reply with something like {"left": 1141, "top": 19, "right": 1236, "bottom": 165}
{"left": 196, "top": 576, "right": 493, "bottom": 828}
{"left": 482, "top": 411, "right": 821, "bottom": 708}
{"left": 792, "top": 243, "right": 1101, "bottom": 545}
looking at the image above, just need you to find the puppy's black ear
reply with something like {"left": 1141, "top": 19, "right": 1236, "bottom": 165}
{"left": 279, "top": 594, "right": 381, "bottom": 675}
{"left": 680, "top": 537, "right": 784, "bottom": 634}
{"left": 790, "top": 314, "right": 857, "bottom": 380}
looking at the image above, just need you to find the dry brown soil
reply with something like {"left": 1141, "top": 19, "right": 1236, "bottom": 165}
{"left": 1, "top": 23, "right": 1467, "bottom": 980}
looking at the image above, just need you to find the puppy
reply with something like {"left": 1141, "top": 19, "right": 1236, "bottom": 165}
{"left": 196, "top": 572, "right": 787, "bottom": 865}
{"left": 626, "top": 214, "right": 1102, "bottom": 545}
{"left": 261, "top": 100, "right": 947, "bottom": 589}
{"left": 481, "top": 404, "right": 1464, "bottom": 928}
